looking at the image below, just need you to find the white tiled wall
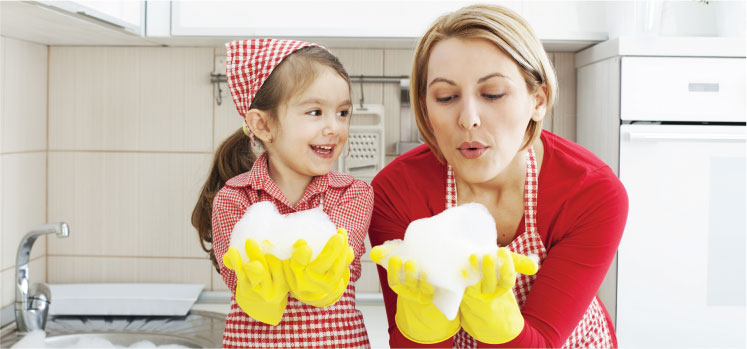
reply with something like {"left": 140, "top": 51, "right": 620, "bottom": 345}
{"left": 0, "top": 36, "right": 48, "bottom": 312}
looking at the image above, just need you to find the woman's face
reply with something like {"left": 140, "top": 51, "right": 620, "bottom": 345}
{"left": 425, "top": 38, "right": 546, "bottom": 184}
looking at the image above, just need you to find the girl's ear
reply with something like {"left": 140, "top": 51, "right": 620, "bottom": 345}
{"left": 246, "top": 109, "right": 273, "bottom": 143}
{"left": 531, "top": 83, "right": 548, "bottom": 122}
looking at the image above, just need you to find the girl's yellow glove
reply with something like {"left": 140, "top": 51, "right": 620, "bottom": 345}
{"left": 283, "top": 228, "right": 354, "bottom": 307}
{"left": 223, "top": 239, "right": 289, "bottom": 326}
{"left": 459, "top": 247, "right": 539, "bottom": 344}
{"left": 371, "top": 246, "right": 461, "bottom": 344}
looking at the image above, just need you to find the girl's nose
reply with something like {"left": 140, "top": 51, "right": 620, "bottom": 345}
{"left": 322, "top": 115, "right": 343, "bottom": 136}
{"left": 458, "top": 97, "right": 481, "bottom": 130}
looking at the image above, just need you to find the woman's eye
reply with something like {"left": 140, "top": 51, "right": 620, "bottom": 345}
{"left": 436, "top": 95, "right": 457, "bottom": 103}
{"left": 337, "top": 110, "right": 350, "bottom": 117}
{"left": 483, "top": 93, "right": 505, "bottom": 100}
{"left": 307, "top": 109, "right": 322, "bottom": 116}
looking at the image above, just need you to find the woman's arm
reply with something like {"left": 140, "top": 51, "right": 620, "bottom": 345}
{"left": 370, "top": 172, "right": 456, "bottom": 348}
{"left": 482, "top": 168, "right": 628, "bottom": 348}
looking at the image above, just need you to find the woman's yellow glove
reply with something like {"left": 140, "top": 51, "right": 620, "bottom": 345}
{"left": 222, "top": 239, "right": 289, "bottom": 326}
{"left": 371, "top": 246, "right": 461, "bottom": 344}
{"left": 459, "top": 247, "right": 539, "bottom": 344}
{"left": 283, "top": 228, "right": 354, "bottom": 307}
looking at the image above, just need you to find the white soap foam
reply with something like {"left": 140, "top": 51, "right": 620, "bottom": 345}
{"left": 375, "top": 202, "right": 498, "bottom": 320}
{"left": 230, "top": 201, "right": 337, "bottom": 262}
{"left": 10, "top": 330, "right": 189, "bottom": 348}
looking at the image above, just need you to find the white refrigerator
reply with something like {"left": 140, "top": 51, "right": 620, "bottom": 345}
{"left": 576, "top": 40, "right": 746, "bottom": 348}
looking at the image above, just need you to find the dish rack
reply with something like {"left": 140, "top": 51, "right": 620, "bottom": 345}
{"left": 337, "top": 104, "right": 385, "bottom": 183}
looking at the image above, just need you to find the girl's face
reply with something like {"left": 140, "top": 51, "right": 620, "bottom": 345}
{"left": 269, "top": 67, "right": 351, "bottom": 178}
{"left": 425, "top": 38, "right": 546, "bottom": 184}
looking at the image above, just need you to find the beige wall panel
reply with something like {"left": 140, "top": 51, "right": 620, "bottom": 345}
{"left": 383, "top": 49, "right": 415, "bottom": 156}
{"left": 47, "top": 256, "right": 211, "bottom": 286}
{"left": 211, "top": 267, "right": 229, "bottom": 291}
{"left": 1, "top": 37, "right": 48, "bottom": 154}
{"left": 47, "top": 152, "right": 211, "bottom": 258}
{"left": 330, "top": 48, "right": 384, "bottom": 106}
{"left": 356, "top": 260, "right": 381, "bottom": 293}
{"left": 551, "top": 52, "right": 577, "bottom": 141}
{"left": 49, "top": 47, "right": 213, "bottom": 152}
{"left": 1, "top": 153, "right": 47, "bottom": 270}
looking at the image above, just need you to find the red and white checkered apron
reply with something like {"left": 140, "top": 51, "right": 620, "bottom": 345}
{"left": 216, "top": 156, "right": 372, "bottom": 348}
{"left": 448, "top": 148, "right": 614, "bottom": 348}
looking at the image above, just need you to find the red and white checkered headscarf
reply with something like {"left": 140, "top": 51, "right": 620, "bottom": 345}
{"left": 225, "top": 39, "right": 318, "bottom": 128}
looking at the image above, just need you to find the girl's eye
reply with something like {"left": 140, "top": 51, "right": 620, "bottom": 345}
{"left": 307, "top": 109, "right": 322, "bottom": 117}
{"left": 436, "top": 95, "right": 457, "bottom": 103}
{"left": 337, "top": 110, "right": 350, "bottom": 117}
{"left": 483, "top": 93, "right": 505, "bottom": 100}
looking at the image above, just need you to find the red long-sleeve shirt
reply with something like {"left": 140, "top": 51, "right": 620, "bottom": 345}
{"left": 369, "top": 130, "right": 628, "bottom": 348}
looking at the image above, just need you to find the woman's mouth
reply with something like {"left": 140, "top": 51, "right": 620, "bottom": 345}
{"left": 457, "top": 141, "right": 488, "bottom": 159}
{"left": 310, "top": 144, "right": 335, "bottom": 159}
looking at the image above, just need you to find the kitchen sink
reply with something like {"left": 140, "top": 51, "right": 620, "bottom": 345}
{"left": 0, "top": 310, "right": 225, "bottom": 348}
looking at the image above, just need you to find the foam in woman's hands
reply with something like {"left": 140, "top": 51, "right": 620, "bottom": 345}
{"left": 371, "top": 202, "right": 498, "bottom": 320}
{"left": 230, "top": 201, "right": 337, "bottom": 263}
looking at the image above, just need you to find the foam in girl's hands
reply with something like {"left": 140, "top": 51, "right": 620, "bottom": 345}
{"left": 229, "top": 201, "right": 337, "bottom": 262}
{"left": 375, "top": 202, "right": 499, "bottom": 320}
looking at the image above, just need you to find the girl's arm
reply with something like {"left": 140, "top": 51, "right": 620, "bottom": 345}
{"left": 327, "top": 180, "right": 375, "bottom": 267}
{"left": 211, "top": 187, "right": 250, "bottom": 294}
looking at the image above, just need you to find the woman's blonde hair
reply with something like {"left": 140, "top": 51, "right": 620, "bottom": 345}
{"left": 411, "top": 4, "right": 557, "bottom": 162}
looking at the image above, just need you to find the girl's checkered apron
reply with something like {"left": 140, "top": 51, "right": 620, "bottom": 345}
{"left": 448, "top": 148, "right": 614, "bottom": 348}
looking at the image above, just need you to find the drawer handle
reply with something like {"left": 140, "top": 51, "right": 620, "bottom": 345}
{"left": 628, "top": 132, "right": 746, "bottom": 142}
{"left": 688, "top": 83, "right": 719, "bottom": 92}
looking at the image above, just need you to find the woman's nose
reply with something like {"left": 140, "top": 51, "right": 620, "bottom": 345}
{"left": 458, "top": 97, "right": 481, "bottom": 130}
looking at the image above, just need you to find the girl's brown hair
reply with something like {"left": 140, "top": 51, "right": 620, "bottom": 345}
{"left": 192, "top": 46, "right": 351, "bottom": 271}
{"left": 411, "top": 4, "right": 558, "bottom": 162}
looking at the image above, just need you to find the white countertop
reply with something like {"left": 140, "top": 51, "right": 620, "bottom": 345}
{"left": 575, "top": 36, "right": 746, "bottom": 67}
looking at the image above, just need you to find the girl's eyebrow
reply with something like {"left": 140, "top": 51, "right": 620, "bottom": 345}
{"left": 338, "top": 100, "right": 352, "bottom": 108}
{"left": 297, "top": 98, "right": 352, "bottom": 108}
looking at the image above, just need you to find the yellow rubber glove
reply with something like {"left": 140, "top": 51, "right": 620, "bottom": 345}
{"left": 283, "top": 228, "right": 354, "bottom": 307}
{"left": 222, "top": 239, "right": 289, "bottom": 326}
{"left": 371, "top": 246, "right": 461, "bottom": 344}
{"left": 459, "top": 247, "right": 539, "bottom": 344}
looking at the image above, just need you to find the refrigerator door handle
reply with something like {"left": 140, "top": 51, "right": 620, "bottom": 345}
{"left": 628, "top": 132, "right": 747, "bottom": 142}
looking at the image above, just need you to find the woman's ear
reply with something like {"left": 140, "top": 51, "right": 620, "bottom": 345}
{"left": 246, "top": 109, "right": 273, "bottom": 143}
{"left": 531, "top": 84, "right": 548, "bottom": 122}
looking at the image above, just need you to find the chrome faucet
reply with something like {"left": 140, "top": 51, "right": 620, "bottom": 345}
{"left": 15, "top": 222, "right": 70, "bottom": 333}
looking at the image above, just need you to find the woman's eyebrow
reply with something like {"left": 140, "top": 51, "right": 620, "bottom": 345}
{"left": 428, "top": 77, "right": 456, "bottom": 87}
{"left": 477, "top": 73, "right": 509, "bottom": 83}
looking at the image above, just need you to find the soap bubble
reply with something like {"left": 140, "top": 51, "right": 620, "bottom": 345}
{"left": 374, "top": 202, "right": 498, "bottom": 320}
{"left": 230, "top": 201, "right": 337, "bottom": 262}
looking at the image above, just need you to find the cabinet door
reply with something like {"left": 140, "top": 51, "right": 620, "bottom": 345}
{"left": 617, "top": 124, "right": 746, "bottom": 348}
{"left": 621, "top": 57, "right": 746, "bottom": 122}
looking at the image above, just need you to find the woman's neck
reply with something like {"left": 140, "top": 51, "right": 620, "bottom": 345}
{"left": 456, "top": 149, "right": 526, "bottom": 202}
{"left": 266, "top": 157, "right": 313, "bottom": 207}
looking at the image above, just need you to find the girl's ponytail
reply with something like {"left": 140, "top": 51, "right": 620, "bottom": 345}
{"left": 192, "top": 128, "right": 256, "bottom": 272}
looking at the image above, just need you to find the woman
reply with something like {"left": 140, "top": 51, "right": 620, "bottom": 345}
{"left": 368, "top": 4, "right": 628, "bottom": 348}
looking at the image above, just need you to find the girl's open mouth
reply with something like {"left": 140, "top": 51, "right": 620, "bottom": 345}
{"left": 310, "top": 145, "right": 335, "bottom": 158}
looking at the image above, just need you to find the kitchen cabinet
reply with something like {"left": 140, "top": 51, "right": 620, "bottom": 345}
{"left": 576, "top": 37, "right": 746, "bottom": 348}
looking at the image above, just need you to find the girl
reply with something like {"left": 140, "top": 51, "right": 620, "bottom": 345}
{"left": 192, "top": 39, "right": 373, "bottom": 348}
